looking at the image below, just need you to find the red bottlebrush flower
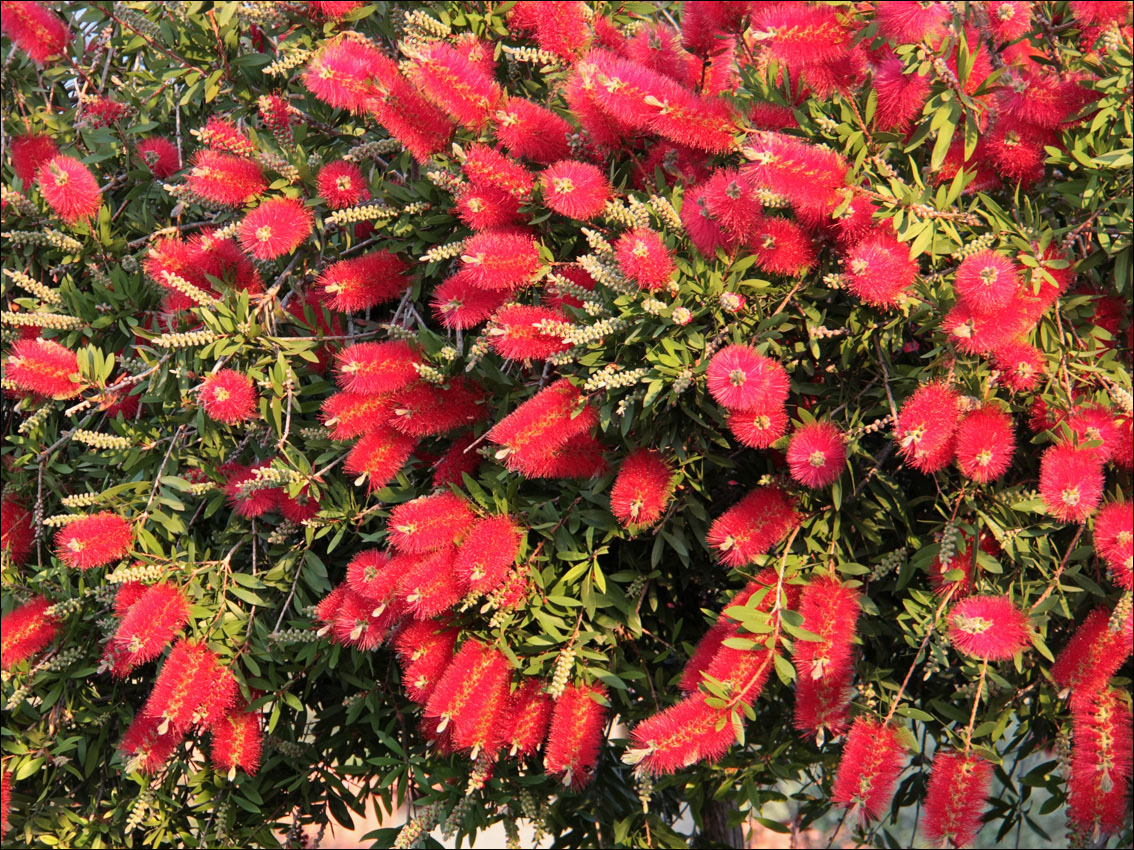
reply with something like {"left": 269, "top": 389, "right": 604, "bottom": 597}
{"left": 142, "top": 639, "right": 229, "bottom": 735}
{"left": 334, "top": 341, "right": 420, "bottom": 396}
{"left": 1, "top": 595, "right": 58, "bottom": 670}
{"left": 345, "top": 550, "right": 400, "bottom": 610}
{"left": 36, "top": 155, "right": 101, "bottom": 224}
{"left": 610, "top": 449, "right": 675, "bottom": 529}
{"left": 1066, "top": 404, "right": 1122, "bottom": 463}
{"left": 456, "top": 183, "right": 523, "bottom": 231}
{"left": 11, "top": 133, "right": 59, "bottom": 187}
{"left": 198, "top": 370, "right": 257, "bottom": 425}
{"left": 258, "top": 93, "right": 292, "bottom": 135}
{"left": 873, "top": 54, "right": 930, "bottom": 132}
{"left": 454, "top": 515, "right": 522, "bottom": 594}
{"left": 922, "top": 752, "right": 992, "bottom": 849}
{"left": 222, "top": 462, "right": 280, "bottom": 518}
{"left": 752, "top": 2, "right": 851, "bottom": 64}
{"left": 332, "top": 587, "right": 393, "bottom": 650}
{"left": 279, "top": 486, "right": 320, "bottom": 524}
{"left": 680, "top": 181, "right": 735, "bottom": 258}
{"left": 136, "top": 137, "right": 181, "bottom": 179}
{"left": 512, "top": 431, "right": 607, "bottom": 480}
{"left": 461, "top": 230, "right": 541, "bottom": 292}
{"left": 1068, "top": 686, "right": 1133, "bottom": 841}
{"left": 985, "top": 119, "right": 1052, "bottom": 187}
{"left": 185, "top": 150, "right": 265, "bottom": 207}
{"left": 794, "top": 575, "right": 860, "bottom": 682}
{"left": 490, "top": 304, "right": 572, "bottom": 361}
{"left": 728, "top": 403, "right": 790, "bottom": 449}
{"left": 0, "top": 1, "right": 68, "bottom": 64}
{"left": 1095, "top": 502, "right": 1133, "bottom": 590}
{"left": 462, "top": 144, "right": 536, "bottom": 200}
{"left": 495, "top": 98, "right": 572, "bottom": 163}
{"left": 317, "top": 251, "right": 411, "bottom": 313}
{"left": 5, "top": 337, "right": 80, "bottom": 399}
{"left": 395, "top": 548, "right": 463, "bottom": 618}
{"left": 118, "top": 713, "right": 182, "bottom": 774}
{"left": 875, "top": 1, "right": 950, "bottom": 44}
{"left": 487, "top": 378, "right": 594, "bottom": 464}
{"left": 395, "top": 619, "right": 459, "bottom": 704}
{"left": 238, "top": 197, "right": 313, "bottom": 260}
{"left": 1052, "top": 606, "right": 1132, "bottom": 695}
{"left": 992, "top": 341, "right": 1044, "bottom": 392}
{"left": 947, "top": 595, "right": 1031, "bottom": 661}
{"left": 628, "top": 693, "right": 736, "bottom": 775}
{"left": 681, "top": 620, "right": 734, "bottom": 694}
{"left": 502, "top": 678, "right": 553, "bottom": 758}
{"left": 111, "top": 583, "right": 191, "bottom": 675}
{"left": 831, "top": 717, "right": 907, "bottom": 822}
{"left": 625, "top": 22, "right": 699, "bottom": 85}
{"left": 79, "top": 96, "right": 128, "bottom": 128}
{"left": 308, "top": 1, "right": 363, "bottom": 19}
{"left": 359, "top": 50, "right": 454, "bottom": 161}
{"left": 387, "top": 378, "right": 488, "bottom": 438}
{"left": 303, "top": 37, "right": 384, "bottom": 113}
{"left": 511, "top": 1, "right": 591, "bottom": 61}
{"left": 844, "top": 230, "right": 917, "bottom": 308}
{"left": 196, "top": 116, "right": 256, "bottom": 157}
{"left": 389, "top": 492, "right": 474, "bottom": 555}
{"left": 541, "top": 160, "right": 611, "bottom": 220}
{"left": 55, "top": 512, "right": 132, "bottom": 570}
{"left": 344, "top": 427, "right": 417, "bottom": 492}
{"left": 942, "top": 298, "right": 1033, "bottom": 356}
{"left": 750, "top": 217, "right": 817, "bottom": 277}
{"left": 954, "top": 406, "right": 1016, "bottom": 483}
{"left": 1039, "top": 443, "right": 1104, "bottom": 523}
{"left": 706, "top": 345, "right": 790, "bottom": 412}
{"left": 787, "top": 421, "right": 846, "bottom": 488}
{"left": 986, "top": 2, "right": 1032, "bottom": 42}
{"left": 680, "top": 1, "right": 751, "bottom": 55}
{"left": 0, "top": 768, "right": 9, "bottom": 835}
{"left": 316, "top": 160, "right": 368, "bottom": 209}
{"left": 955, "top": 251, "right": 1020, "bottom": 314}
{"left": 545, "top": 682, "right": 608, "bottom": 788}
{"left": 1070, "top": 1, "right": 1133, "bottom": 27}
{"left": 211, "top": 705, "right": 262, "bottom": 777}
{"left": 895, "top": 382, "right": 963, "bottom": 474}
{"left": 113, "top": 582, "right": 149, "bottom": 618}
{"left": 313, "top": 584, "right": 350, "bottom": 634}
{"left": 700, "top": 168, "right": 762, "bottom": 241}
{"left": 1, "top": 496, "right": 35, "bottom": 565}
{"left": 425, "top": 640, "right": 513, "bottom": 743}
{"left": 432, "top": 270, "right": 509, "bottom": 330}
{"left": 707, "top": 486, "right": 800, "bottom": 567}
{"left": 794, "top": 667, "right": 855, "bottom": 740}
{"left": 411, "top": 42, "right": 502, "bottom": 130}
{"left": 431, "top": 433, "right": 482, "bottom": 489}
{"left": 321, "top": 392, "right": 392, "bottom": 440}
{"left": 743, "top": 131, "right": 847, "bottom": 216}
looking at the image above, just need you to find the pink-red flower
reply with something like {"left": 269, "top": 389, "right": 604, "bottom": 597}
{"left": 453, "top": 515, "right": 523, "bottom": 594}
{"left": 6, "top": 338, "right": 82, "bottom": 399}
{"left": 610, "top": 449, "right": 675, "bottom": 529}
{"left": 388, "top": 492, "right": 474, "bottom": 554}
{"left": 303, "top": 36, "right": 385, "bottom": 113}
{"left": 142, "top": 639, "right": 235, "bottom": 735}
{"left": 1, "top": 595, "right": 58, "bottom": 670}
{"left": 954, "top": 406, "right": 1016, "bottom": 483}
{"left": 118, "top": 713, "right": 181, "bottom": 774}
{"left": 334, "top": 341, "right": 420, "bottom": 396}
{"left": 55, "top": 512, "right": 133, "bottom": 570}
{"left": 431, "top": 270, "right": 509, "bottom": 330}
{"left": 706, "top": 345, "right": 790, "bottom": 412}
{"left": 1094, "top": 501, "right": 1133, "bottom": 590}
{"left": 0, "top": 1, "right": 69, "bottom": 64}
{"left": 727, "top": 403, "right": 789, "bottom": 449}
{"left": 895, "top": 382, "right": 963, "bottom": 474}
{"left": 490, "top": 305, "right": 573, "bottom": 361}
{"left": 317, "top": 251, "right": 411, "bottom": 313}
{"left": 541, "top": 160, "right": 611, "bottom": 220}
{"left": 199, "top": 370, "right": 257, "bottom": 424}
{"left": 387, "top": 378, "right": 488, "bottom": 438}
{"left": 750, "top": 217, "right": 817, "bottom": 277}
{"left": 873, "top": 54, "right": 930, "bottom": 132}
{"left": 947, "top": 595, "right": 1031, "bottom": 660}
{"left": 456, "top": 184, "right": 523, "bottom": 231}
{"left": 1039, "top": 443, "right": 1104, "bottom": 522}
{"left": 1, "top": 496, "right": 35, "bottom": 565}
{"left": 786, "top": 421, "right": 846, "bottom": 488}
{"left": 501, "top": 678, "right": 553, "bottom": 757}
{"left": 317, "top": 160, "right": 369, "bottom": 209}
{"left": 185, "top": 150, "right": 265, "bottom": 207}
{"left": 922, "top": 752, "right": 992, "bottom": 848}
{"left": 544, "top": 682, "right": 608, "bottom": 788}
{"left": 411, "top": 42, "right": 502, "bottom": 129}
{"left": 487, "top": 379, "right": 596, "bottom": 471}
{"left": 462, "top": 144, "right": 536, "bottom": 200}
{"left": 1067, "top": 686, "right": 1132, "bottom": 840}
{"left": 110, "top": 582, "right": 191, "bottom": 676}
{"left": 238, "top": 198, "right": 313, "bottom": 260}
{"left": 461, "top": 230, "right": 542, "bottom": 292}
{"left": 344, "top": 427, "right": 418, "bottom": 492}
{"left": 993, "top": 341, "right": 1045, "bottom": 392}
{"left": 831, "top": 717, "right": 907, "bottom": 822}
{"left": 614, "top": 228, "right": 675, "bottom": 291}
{"left": 394, "top": 620, "right": 459, "bottom": 704}
{"left": 136, "top": 137, "right": 181, "bottom": 178}
{"left": 1051, "top": 606, "right": 1132, "bottom": 696}
{"left": 628, "top": 693, "right": 736, "bottom": 775}
{"left": 955, "top": 251, "right": 1020, "bottom": 313}
{"left": 36, "top": 155, "right": 101, "bottom": 224}
{"left": 211, "top": 704, "right": 262, "bottom": 777}
{"left": 424, "top": 640, "right": 513, "bottom": 756}
{"left": 707, "top": 486, "right": 800, "bottom": 567}
{"left": 844, "top": 231, "right": 917, "bottom": 308}
{"left": 495, "top": 97, "right": 572, "bottom": 163}
{"left": 11, "top": 133, "right": 59, "bottom": 186}
{"left": 794, "top": 575, "right": 861, "bottom": 683}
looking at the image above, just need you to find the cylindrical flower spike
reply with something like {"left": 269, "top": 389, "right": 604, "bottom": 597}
{"left": 544, "top": 682, "right": 609, "bottom": 789}
{"left": 55, "top": 512, "right": 133, "bottom": 570}
{"left": 830, "top": 717, "right": 907, "bottom": 822}
{"left": 922, "top": 751, "right": 992, "bottom": 849}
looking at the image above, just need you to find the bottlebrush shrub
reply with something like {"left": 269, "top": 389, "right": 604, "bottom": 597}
{"left": 1, "top": 3, "right": 1132, "bottom": 850}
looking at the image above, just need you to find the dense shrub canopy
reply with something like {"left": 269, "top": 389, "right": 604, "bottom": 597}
{"left": 1, "top": 2, "right": 1132, "bottom": 849}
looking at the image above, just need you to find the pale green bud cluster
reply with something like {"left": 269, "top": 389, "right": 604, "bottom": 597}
{"left": 2, "top": 310, "right": 83, "bottom": 330}
{"left": 421, "top": 240, "right": 466, "bottom": 263}
{"left": 3, "top": 269, "right": 62, "bottom": 305}
{"left": 500, "top": 44, "right": 563, "bottom": 66}
{"left": 577, "top": 253, "right": 634, "bottom": 294}
{"left": 270, "top": 628, "right": 322, "bottom": 646}
{"left": 547, "top": 646, "right": 575, "bottom": 699}
{"left": 263, "top": 48, "right": 311, "bottom": 77}
{"left": 403, "top": 9, "right": 450, "bottom": 39}
{"left": 3, "top": 230, "right": 83, "bottom": 255}
{"left": 113, "top": 3, "right": 161, "bottom": 39}
{"left": 649, "top": 194, "right": 682, "bottom": 231}
{"left": 581, "top": 228, "right": 614, "bottom": 255}
{"left": 17, "top": 406, "right": 52, "bottom": 436}
{"left": 672, "top": 368, "right": 694, "bottom": 394}
{"left": 872, "top": 548, "right": 906, "bottom": 580}
{"left": 153, "top": 330, "right": 219, "bottom": 348}
{"left": 583, "top": 364, "right": 648, "bottom": 393}
{"left": 414, "top": 361, "right": 447, "bottom": 385}
{"left": 345, "top": 139, "right": 403, "bottom": 162}
{"left": 951, "top": 232, "right": 996, "bottom": 258}
{"left": 42, "top": 514, "right": 79, "bottom": 528}
{"left": 107, "top": 563, "right": 166, "bottom": 584}
{"left": 0, "top": 186, "right": 37, "bottom": 216}
{"left": 43, "top": 598, "right": 83, "bottom": 619}
{"left": 641, "top": 297, "right": 666, "bottom": 315}
{"left": 72, "top": 430, "right": 132, "bottom": 450}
